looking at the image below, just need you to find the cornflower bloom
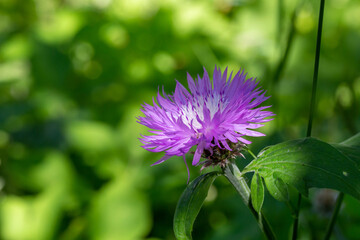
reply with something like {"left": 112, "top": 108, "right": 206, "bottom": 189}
{"left": 138, "top": 66, "right": 274, "bottom": 180}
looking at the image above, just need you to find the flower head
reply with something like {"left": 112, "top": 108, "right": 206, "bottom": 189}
{"left": 138, "top": 66, "right": 274, "bottom": 176}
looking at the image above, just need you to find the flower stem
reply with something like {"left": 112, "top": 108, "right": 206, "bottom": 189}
{"left": 323, "top": 192, "right": 344, "bottom": 240}
{"left": 292, "top": 193, "right": 302, "bottom": 240}
{"left": 308, "top": 1, "right": 347, "bottom": 238}
{"left": 223, "top": 162, "right": 276, "bottom": 240}
{"left": 293, "top": 1, "right": 326, "bottom": 239}
{"left": 306, "top": 0, "right": 326, "bottom": 138}
{"left": 247, "top": 148, "right": 257, "bottom": 159}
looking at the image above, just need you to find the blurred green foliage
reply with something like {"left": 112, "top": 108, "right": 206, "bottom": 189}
{"left": 0, "top": 0, "right": 360, "bottom": 239}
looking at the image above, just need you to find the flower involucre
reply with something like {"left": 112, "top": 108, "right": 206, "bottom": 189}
{"left": 138, "top": 66, "right": 274, "bottom": 171}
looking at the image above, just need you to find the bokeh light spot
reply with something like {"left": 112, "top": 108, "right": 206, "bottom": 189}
{"left": 100, "top": 24, "right": 129, "bottom": 49}
{"left": 295, "top": 9, "right": 315, "bottom": 34}
{"left": 153, "top": 52, "right": 176, "bottom": 74}
{"left": 336, "top": 83, "right": 353, "bottom": 108}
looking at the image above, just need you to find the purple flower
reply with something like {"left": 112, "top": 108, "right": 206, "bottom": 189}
{"left": 138, "top": 66, "right": 274, "bottom": 177}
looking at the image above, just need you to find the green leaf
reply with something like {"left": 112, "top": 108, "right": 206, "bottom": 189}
{"left": 173, "top": 172, "right": 219, "bottom": 240}
{"left": 244, "top": 137, "right": 360, "bottom": 201}
{"left": 331, "top": 132, "right": 360, "bottom": 169}
{"left": 263, "top": 173, "right": 289, "bottom": 202}
{"left": 339, "top": 132, "right": 360, "bottom": 147}
{"left": 251, "top": 173, "right": 265, "bottom": 212}
{"left": 331, "top": 144, "right": 360, "bottom": 169}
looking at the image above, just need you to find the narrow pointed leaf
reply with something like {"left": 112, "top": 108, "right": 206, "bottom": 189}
{"left": 251, "top": 173, "right": 265, "bottom": 212}
{"left": 244, "top": 137, "right": 360, "bottom": 201}
{"left": 174, "top": 172, "right": 219, "bottom": 240}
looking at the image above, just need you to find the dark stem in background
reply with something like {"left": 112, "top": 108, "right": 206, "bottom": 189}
{"left": 272, "top": 6, "right": 297, "bottom": 85}
{"left": 306, "top": 0, "right": 326, "bottom": 137}
{"left": 276, "top": 0, "right": 284, "bottom": 43}
{"left": 223, "top": 162, "right": 276, "bottom": 240}
{"left": 273, "top": 1, "right": 305, "bottom": 86}
{"left": 323, "top": 192, "right": 344, "bottom": 240}
{"left": 292, "top": 0, "right": 326, "bottom": 239}
{"left": 271, "top": 3, "right": 299, "bottom": 132}
{"left": 292, "top": 193, "right": 302, "bottom": 240}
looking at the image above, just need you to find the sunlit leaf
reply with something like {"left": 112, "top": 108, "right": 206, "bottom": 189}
{"left": 174, "top": 172, "right": 219, "bottom": 240}
{"left": 244, "top": 137, "right": 360, "bottom": 201}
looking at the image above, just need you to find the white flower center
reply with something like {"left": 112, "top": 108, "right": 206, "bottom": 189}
{"left": 179, "top": 93, "right": 229, "bottom": 131}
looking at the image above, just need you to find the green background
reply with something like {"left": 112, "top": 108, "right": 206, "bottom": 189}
{"left": 0, "top": 0, "right": 360, "bottom": 239}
